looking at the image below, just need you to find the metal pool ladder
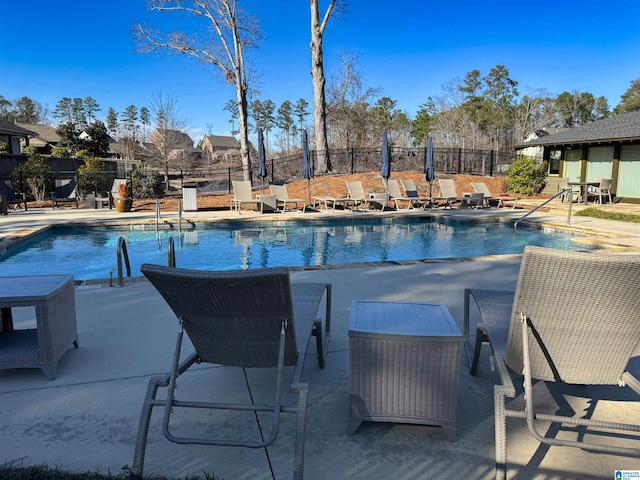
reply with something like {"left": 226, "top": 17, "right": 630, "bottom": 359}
{"left": 110, "top": 236, "right": 131, "bottom": 287}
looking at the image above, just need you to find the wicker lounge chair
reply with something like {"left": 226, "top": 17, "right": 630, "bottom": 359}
{"left": 0, "top": 180, "right": 28, "bottom": 212}
{"left": 51, "top": 178, "right": 79, "bottom": 209}
{"left": 270, "top": 183, "right": 306, "bottom": 212}
{"left": 230, "top": 180, "right": 265, "bottom": 214}
{"left": 388, "top": 179, "right": 429, "bottom": 209}
{"left": 470, "top": 181, "right": 517, "bottom": 208}
{"left": 466, "top": 246, "right": 640, "bottom": 480}
{"left": 133, "top": 264, "right": 332, "bottom": 480}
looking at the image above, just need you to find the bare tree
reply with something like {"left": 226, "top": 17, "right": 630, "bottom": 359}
{"left": 132, "top": 0, "right": 260, "bottom": 182}
{"left": 146, "top": 91, "right": 190, "bottom": 190}
{"left": 309, "top": 0, "right": 345, "bottom": 173}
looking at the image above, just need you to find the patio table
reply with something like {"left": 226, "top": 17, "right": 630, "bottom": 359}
{"left": 568, "top": 181, "right": 599, "bottom": 204}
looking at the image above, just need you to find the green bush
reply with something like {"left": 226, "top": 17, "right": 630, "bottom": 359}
{"left": 0, "top": 141, "right": 10, "bottom": 154}
{"left": 11, "top": 153, "right": 53, "bottom": 201}
{"left": 20, "top": 145, "right": 38, "bottom": 157}
{"left": 505, "top": 155, "right": 547, "bottom": 196}
{"left": 50, "top": 145, "right": 71, "bottom": 158}
{"left": 78, "top": 156, "right": 112, "bottom": 196}
{"left": 131, "top": 163, "right": 163, "bottom": 199}
{"left": 75, "top": 149, "right": 92, "bottom": 159}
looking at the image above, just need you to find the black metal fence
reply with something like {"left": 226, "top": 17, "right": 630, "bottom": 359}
{"left": 0, "top": 146, "right": 516, "bottom": 199}
{"left": 185, "top": 146, "right": 516, "bottom": 195}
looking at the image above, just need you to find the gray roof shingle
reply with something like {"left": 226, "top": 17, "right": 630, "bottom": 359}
{"left": 516, "top": 111, "right": 640, "bottom": 148}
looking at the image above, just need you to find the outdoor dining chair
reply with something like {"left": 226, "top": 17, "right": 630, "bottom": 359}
{"left": 466, "top": 246, "right": 640, "bottom": 480}
{"left": 132, "top": 264, "right": 332, "bottom": 480}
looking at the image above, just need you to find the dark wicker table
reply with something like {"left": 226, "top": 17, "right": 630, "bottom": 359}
{"left": 348, "top": 300, "right": 462, "bottom": 440}
{"left": 0, "top": 274, "right": 78, "bottom": 379}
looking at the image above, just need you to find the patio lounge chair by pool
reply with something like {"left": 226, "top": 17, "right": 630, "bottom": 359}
{"left": 0, "top": 180, "right": 28, "bottom": 212}
{"left": 346, "top": 181, "right": 384, "bottom": 211}
{"left": 230, "top": 180, "right": 266, "bottom": 214}
{"left": 270, "top": 183, "right": 307, "bottom": 212}
{"left": 133, "top": 264, "right": 332, "bottom": 480}
{"left": 466, "top": 246, "right": 640, "bottom": 480}
{"left": 470, "top": 182, "right": 518, "bottom": 208}
{"left": 51, "top": 178, "right": 79, "bottom": 209}
{"left": 390, "top": 179, "right": 430, "bottom": 210}
{"left": 435, "top": 179, "right": 463, "bottom": 209}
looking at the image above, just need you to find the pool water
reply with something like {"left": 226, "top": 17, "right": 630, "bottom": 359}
{"left": 0, "top": 217, "right": 590, "bottom": 280}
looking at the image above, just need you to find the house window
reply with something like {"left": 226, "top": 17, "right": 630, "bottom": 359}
{"left": 548, "top": 149, "right": 561, "bottom": 175}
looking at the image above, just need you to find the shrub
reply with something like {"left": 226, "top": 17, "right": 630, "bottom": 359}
{"left": 75, "top": 149, "right": 92, "bottom": 159}
{"left": 0, "top": 141, "right": 10, "bottom": 154}
{"left": 505, "top": 155, "right": 547, "bottom": 195}
{"left": 51, "top": 145, "right": 71, "bottom": 158}
{"left": 131, "top": 163, "right": 163, "bottom": 199}
{"left": 78, "top": 156, "right": 112, "bottom": 196}
{"left": 12, "top": 153, "right": 53, "bottom": 201}
{"left": 20, "top": 145, "right": 38, "bottom": 157}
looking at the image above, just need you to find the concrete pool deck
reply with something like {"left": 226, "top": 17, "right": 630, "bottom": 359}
{"left": 1, "top": 202, "right": 640, "bottom": 479}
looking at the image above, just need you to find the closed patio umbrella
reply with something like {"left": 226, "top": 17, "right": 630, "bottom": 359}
{"left": 426, "top": 136, "right": 435, "bottom": 198}
{"left": 257, "top": 128, "right": 268, "bottom": 192}
{"left": 301, "top": 130, "right": 313, "bottom": 207}
{"left": 380, "top": 129, "right": 391, "bottom": 193}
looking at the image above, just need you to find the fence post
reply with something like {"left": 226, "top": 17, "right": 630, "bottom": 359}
{"left": 350, "top": 148, "right": 355, "bottom": 174}
{"left": 457, "top": 148, "right": 462, "bottom": 174}
{"left": 490, "top": 150, "right": 494, "bottom": 176}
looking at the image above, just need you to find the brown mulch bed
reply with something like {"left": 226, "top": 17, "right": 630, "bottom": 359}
{"left": 131, "top": 172, "right": 515, "bottom": 213}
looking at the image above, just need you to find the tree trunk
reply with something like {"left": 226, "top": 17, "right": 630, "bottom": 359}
{"left": 310, "top": 0, "right": 332, "bottom": 173}
{"left": 236, "top": 83, "right": 252, "bottom": 182}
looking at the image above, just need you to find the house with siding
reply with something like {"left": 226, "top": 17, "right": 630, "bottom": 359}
{"left": 17, "top": 123, "right": 60, "bottom": 154}
{"left": 0, "top": 120, "right": 35, "bottom": 154}
{"left": 515, "top": 111, "right": 640, "bottom": 202}
{"left": 200, "top": 135, "right": 240, "bottom": 159}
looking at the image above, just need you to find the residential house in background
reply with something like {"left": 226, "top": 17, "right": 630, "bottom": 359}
{"left": 515, "top": 111, "right": 640, "bottom": 201}
{"left": 17, "top": 123, "right": 60, "bottom": 154}
{"left": 141, "top": 128, "right": 202, "bottom": 172}
{"left": 517, "top": 128, "right": 564, "bottom": 160}
{"left": 201, "top": 134, "right": 240, "bottom": 159}
{"left": 0, "top": 120, "right": 35, "bottom": 154}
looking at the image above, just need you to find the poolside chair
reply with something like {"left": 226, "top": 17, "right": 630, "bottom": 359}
{"left": 389, "top": 179, "right": 429, "bottom": 210}
{"left": 435, "top": 178, "right": 463, "bottom": 209}
{"left": 557, "top": 177, "right": 579, "bottom": 203}
{"left": 270, "top": 183, "right": 306, "bottom": 212}
{"left": 588, "top": 178, "right": 613, "bottom": 204}
{"left": 471, "top": 181, "right": 518, "bottom": 208}
{"left": 346, "top": 181, "right": 383, "bottom": 211}
{"left": 133, "top": 264, "right": 332, "bottom": 480}
{"left": 230, "top": 180, "right": 264, "bottom": 214}
{"left": 93, "top": 178, "right": 127, "bottom": 209}
{"left": 466, "top": 246, "right": 640, "bottom": 480}
{"left": 0, "top": 180, "right": 28, "bottom": 211}
{"left": 51, "top": 178, "right": 79, "bottom": 209}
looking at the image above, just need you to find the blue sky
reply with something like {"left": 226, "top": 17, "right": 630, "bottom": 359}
{"left": 2, "top": 0, "right": 640, "bottom": 144}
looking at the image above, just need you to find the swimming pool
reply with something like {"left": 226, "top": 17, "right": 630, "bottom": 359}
{"left": 0, "top": 217, "right": 591, "bottom": 280}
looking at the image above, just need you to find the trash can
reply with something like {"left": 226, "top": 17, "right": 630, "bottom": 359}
{"left": 182, "top": 183, "right": 198, "bottom": 212}
{"left": 85, "top": 193, "right": 96, "bottom": 209}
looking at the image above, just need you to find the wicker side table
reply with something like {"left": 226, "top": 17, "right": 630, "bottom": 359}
{"left": 0, "top": 274, "right": 78, "bottom": 379}
{"left": 348, "top": 300, "right": 461, "bottom": 440}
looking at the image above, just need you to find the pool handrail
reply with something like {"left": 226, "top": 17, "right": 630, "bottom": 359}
{"left": 168, "top": 236, "right": 176, "bottom": 267}
{"left": 514, "top": 189, "right": 573, "bottom": 230}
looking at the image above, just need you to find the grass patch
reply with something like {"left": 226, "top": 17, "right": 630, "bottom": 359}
{"left": 0, "top": 464, "right": 220, "bottom": 480}
{"left": 575, "top": 208, "right": 640, "bottom": 223}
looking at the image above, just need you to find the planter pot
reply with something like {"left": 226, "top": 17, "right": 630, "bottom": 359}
{"left": 114, "top": 198, "right": 133, "bottom": 213}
